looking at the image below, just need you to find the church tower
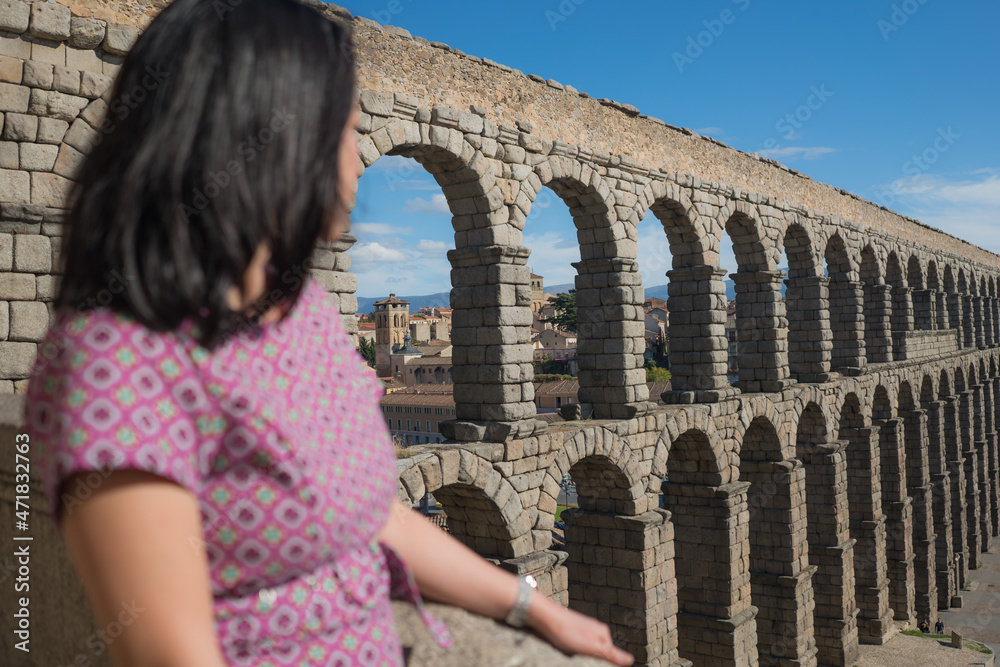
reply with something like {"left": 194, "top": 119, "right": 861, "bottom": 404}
{"left": 374, "top": 294, "right": 410, "bottom": 378}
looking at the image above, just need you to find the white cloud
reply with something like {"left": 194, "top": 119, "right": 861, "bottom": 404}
{"left": 522, "top": 231, "right": 581, "bottom": 285}
{"left": 404, "top": 193, "right": 452, "bottom": 215}
{"left": 696, "top": 126, "right": 725, "bottom": 136}
{"left": 757, "top": 146, "right": 837, "bottom": 160}
{"left": 351, "top": 222, "right": 412, "bottom": 237}
{"left": 416, "top": 239, "right": 448, "bottom": 254}
{"left": 348, "top": 242, "right": 408, "bottom": 263}
{"left": 883, "top": 171, "right": 1000, "bottom": 255}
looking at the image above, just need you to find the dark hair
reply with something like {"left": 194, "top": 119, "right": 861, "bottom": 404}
{"left": 55, "top": 0, "right": 355, "bottom": 349}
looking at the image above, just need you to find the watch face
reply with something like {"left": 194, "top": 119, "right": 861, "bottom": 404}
{"left": 525, "top": 575, "right": 538, "bottom": 588}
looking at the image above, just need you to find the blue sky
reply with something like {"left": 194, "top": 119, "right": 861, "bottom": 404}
{"left": 341, "top": 0, "right": 1000, "bottom": 298}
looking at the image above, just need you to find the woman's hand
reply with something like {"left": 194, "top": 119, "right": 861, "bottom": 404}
{"left": 527, "top": 592, "right": 635, "bottom": 666}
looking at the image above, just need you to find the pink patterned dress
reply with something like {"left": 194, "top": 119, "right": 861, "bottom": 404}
{"left": 25, "top": 277, "right": 451, "bottom": 666}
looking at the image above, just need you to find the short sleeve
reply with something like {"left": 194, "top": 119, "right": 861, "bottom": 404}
{"left": 24, "top": 311, "right": 222, "bottom": 525}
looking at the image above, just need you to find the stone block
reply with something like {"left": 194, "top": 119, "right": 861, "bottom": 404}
{"left": 9, "top": 299, "right": 47, "bottom": 340}
{"left": 1, "top": 109, "right": 32, "bottom": 139}
{"left": 0, "top": 231, "right": 9, "bottom": 269}
{"left": 0, "top": 52, "right": 20, "bottom": 83}
{"left": 29, "top": 38, "right": 64, "bottom": 67}
{"left": 26, "top": 88, "right": 86, "bottom": 121}
{"left": 62, "top": 117, "right": 95, "bottom": 152}
{"left": 52, "top": 141, "right": 81, "bottom": 178}
{"left": 35, "top": 116, "right": 66, "bottom": 143}
{"left": 0, "top": 33, "right": 30, "bottom": 59}
{"left": 0, "top": 80, "right": 28, "bottom": 111}
{"left": 52, "top": 65, "right": 79, "bottom": 95}
{"left": 69, "top": 17, "right": 105, "bottom": 49}
{"left": 65, "top": 45, "right": 102, "bottom": 73}
{"left": 0, "top": 340, "right": 34, "bottom": 377}
{"left": 28, "top": 1, "right": 70, "bottom": 41}
{"left": 0, "top": 300, "right": 7, "bottom": 339}
{"left": 79, "top": 69, "right": 110, "bottom": 98}
{"left": 0, "top": 167, "right": 28, "bottom": 202}
{"left": 0, "top": 271, "right": 32, "bottom": 299}
{"left": 18, "top": 142, "right": 56, "bottom": 171}
{"left": 102, "top": 24, "right": 137, "bottom": 56}
{"left": 21, "top": 58, "right": 52, "bottom": 88}
{"left": 29, "top": 171, "right": 70, "bottom": 207}
{"left": 0, "top": 0, "right": 29, "bottom": 33}
{"left": 0, "top": 140, "right": 15, "bottom": 168}
{"left": 13, "top": 232, "right": 48, "bottom": 272}
{"left": 35, "top": 272, "right": 55, "bottom": 300}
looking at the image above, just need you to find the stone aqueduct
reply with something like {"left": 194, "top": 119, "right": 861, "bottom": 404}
{"left": 2, "top": 1, "right": 1000, "bottom": 665}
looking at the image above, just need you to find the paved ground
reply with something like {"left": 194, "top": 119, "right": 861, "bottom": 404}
{"left": 938, "top": 542, "right": 1000, "bottom": 657}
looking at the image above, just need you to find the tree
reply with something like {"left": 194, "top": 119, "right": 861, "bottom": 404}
{"left": 644, "top": 358, "right": 671, "bottom": 382}
{"left": 358, "top": 337, "right": 376, "bottom": 368}
{"left": 544, "top": 290, "right": 577, "bottom": 333}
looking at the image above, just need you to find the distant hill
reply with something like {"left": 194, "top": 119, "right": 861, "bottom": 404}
{"left": 357, "top": 291, "right": 451, "bottom": 314}
{"left": 355, "top": 274, "right": 789, "bottom": 314}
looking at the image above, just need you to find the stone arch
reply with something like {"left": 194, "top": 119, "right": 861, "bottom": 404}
{"left": 358, "top": 115, "right": 501, "bottom": 241}
{"left": 639, "top": 180, "right": 707, "bottom": 268}
{"left": 355, "top": 114, "right": 536, "bottom": 434}
{"left": 530, "top": 155, "right": 649, "bottom": 418}
{"left": 840, "top": 391, "right": 895, "bottom": 642}
{"left": 654, "top": 409, "right": 728, "bottom": 485}
{"left": 638, "top": 180, "right": 729, "bottom": 398}
{"left": 795, "top": 398, "right": 860, "bottom": 664}
{"left": 784, "top": 220, "right": 830, "bottom": 383}
{"left": 741, "top": 413, "right": 818, "bottom": 664}
{"left": 734, "top": 396, "right": 792, "bottom": 461}
{"left": 887, "top": 251, "right": 911, "bottom": 359}
{"left": 723, "top": 204, "right": 790, "bottom": 393}
{"left": 663, "top": 425, "right": 755, "bottom": 665}
{"left": 395, "top": 452, "right": 532, "bottom": 559}
{"left": 862, "top": 245, "right": 892, "bottom": 363}
{"left": 908, "top": 255, "right": 932, "bottom": 330}
{"left": 882, "top": 381, "right": 917, "bottom": 622}
{"left": 545, "top": 425, "right": 646, "bottom": 515}
{"left": 718, "top": 201, "right": 774, "bottom": 272}
{"left": 826, "top": 235, "right": 866, "bottom": 372}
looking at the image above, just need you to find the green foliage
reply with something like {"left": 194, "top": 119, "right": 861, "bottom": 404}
{"left": 358, "top": 312, "right": 375, "bottom": 323}
{"left": 532, "top": 354, "right": 563, "bottom": 375}
{"left": 543, "top": 290, "right": 577, "bottom": 333}
{"left": 646, "top": 366, "right": 672, "bottom": 382}
{"left": 644, "top": 358, "right": 671, "bottom": 382}
{"left": 358, "top": 337, "right": 377, "bottom": 368}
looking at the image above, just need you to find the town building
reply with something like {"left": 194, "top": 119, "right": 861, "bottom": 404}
{"left": 373, "top": 294, "right": 410, "bottom": 378}
{"left": 379, "top": 386, "right": 455, "bottom": 446}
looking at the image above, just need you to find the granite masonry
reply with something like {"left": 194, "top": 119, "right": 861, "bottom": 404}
{"left": 2, "top": 1, "right": 1000, "bottom": 666}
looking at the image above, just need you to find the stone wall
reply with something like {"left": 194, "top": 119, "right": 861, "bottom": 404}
{"left": 3, "top": 1, "right": 1000, "bottom": 666}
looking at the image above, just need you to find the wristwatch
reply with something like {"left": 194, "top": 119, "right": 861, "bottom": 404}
{"left": 504, "top": 575, "right": 538, "bottom": 628}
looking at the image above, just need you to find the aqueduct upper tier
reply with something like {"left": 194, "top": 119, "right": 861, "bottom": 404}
{"left": 2, "top": 1, "right": 1000, "bottom": 666}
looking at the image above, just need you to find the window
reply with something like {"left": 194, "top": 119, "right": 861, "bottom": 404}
{"left": 397, "top": 419, "right": 402, "bottom": 430}
{"left": 426, "top": 421, "right": 431, "bottom": 432}
{"left": 415, "top": 421, "right": 421, "bottom": 432}
{"left": 407, "top": 420, "right": 411, "bottom": 431}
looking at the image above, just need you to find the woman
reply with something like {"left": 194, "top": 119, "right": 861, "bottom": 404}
{"left": 23, "top": 0, "right": 634, "bottom": 665}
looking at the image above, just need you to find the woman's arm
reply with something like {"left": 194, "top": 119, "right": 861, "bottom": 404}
{"left": 59, "top": 470, "right": 228, "bottom": 667}
{"left": 378, "top": 499, "right": 634, "bottom": 666}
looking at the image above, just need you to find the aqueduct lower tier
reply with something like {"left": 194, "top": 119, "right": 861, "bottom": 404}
{"left": 2, "top": 1, "right": 1000, "bottom": 665}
